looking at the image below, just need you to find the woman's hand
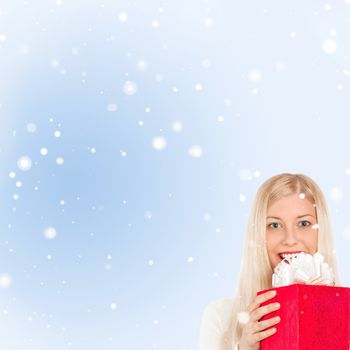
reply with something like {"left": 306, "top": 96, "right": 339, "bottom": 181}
{"left": 238, "top": 290, "right": 280, "bottom": 350}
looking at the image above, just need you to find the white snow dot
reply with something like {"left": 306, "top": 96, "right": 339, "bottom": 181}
{"left": 312, "top": 224, "right": 319, "bottom": 230}
{"left": 187, "top": 256, "right": 194, "bottom": 263}
{"left": 188, "top": 145, "right": 203, "bottom": 158}
{"left": 201, "top": 59, "right": 211, "bottom": 69}
{"left": 60, "top": 200, "right": 65, "bottom": 205}
{"left": 204, "top": 17, "right": 213, "bottom": 27}
{"left": 145, "top": 107, "right": 151, "bottom": 113}
{"left": 322, "top": 39, "right": 337, "bottom": 54}
{"left": 9, "top": 172, "right": 16, "bottom": 179}
{"left": 324, "top": 3, "right": 332, "bottom": 11}
{"left": 299, "top": 193, "right": 306, "bottom": 199}
{"left": 118, "top": 13, "right": 128, "bottom": 22}
{"left": 253, "top": 170, "right": 261, "bottom": 178}
{"left": 330, "top": 29, "right": 337, "bottom": 37}
{"left": 144, "top": 211, "right": 153, "bottom": 219}
{"left": 148, "top": 259, "right": 154, "bottom": 266}
{"left": 290, "top": 31, "right": 296, "bottom": 38}
{"left": 43, "top": 227, "right": 57, "bottom": 239}
{"left": 240, "top": 193, "right": 246, "bottom": 202}
{"left": 248, "top": 69, "right": 263, "bottom": 82}
{"left": 337, "top": 84, "right": 343, "bottom": 91}
{"left": 237, "top": 311, "right": 250, "bottom": 324}
{"left": 40, "top": 148, "right": 48, "bottom": 156}
{"left": 203, "top": 212, "right": 212, "bottom": 222}
{"left": 0, "top": 34, "right": 6, "bottom": 41}
{"left": 195, "top": 83, "right": 203, "bottom": 91}
{"left": 123, "top": 81, "right": 137, "bottom": 95}
{"left": 17, "top": 156, "right": 32, "bottom": 171}
{"left": 137, "top": 59, "right": 149, "bottom": 71}
{"left": 27, "top": 123, "right": 37, "bottom": 133}
{"left": 0, "top": 274, "right": 12, "bottom": 288}
{"left": 345, "top": 168, "right": 350, "bottom": 176}
{"left": 120, "top": 150, "right": 127, "bottom": 157}
{"left": 152, "top": 136, "right": 167, "bottom": 150}
{"left": 47, "top": 255, "right": 52, "bottom": 260}
{"left": 107, "top": 103, "right": 118, "bottom": 112}
{"left": 54, "top": 130, "right": 61, "bottom": 138}
{"left": 15, "top": 181, "right": 22, "bottom": 188}
{"left": 110, "top": 303, "right": 118, "bottom": 310}
{"left": 13, "top": 194, "right": 19, "bottom": 200}
{"left": 172, "top": 120, "right": 183, "bottom": 132}
{"left": 224, "top": 98, "right": 232, "bottom": 106}
{"left": 329, "top": 186, "right": 343, "bottom": 201}
{"left": 217, "top": 116, "right": 224, "bottom": 122}
{"left": 56, "top": 157, "right": 64, "bottom": 165}
{"left": 90, "top": 148, "right": 96, "bottom": 154}
{"left": 51, "top": 59, "right": 59, "bottom": 68}
{"left": 151, "top": 20, "right": 160, "bottom": 28}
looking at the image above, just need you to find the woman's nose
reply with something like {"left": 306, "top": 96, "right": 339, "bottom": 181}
{"left": 282, "top": 227, "right": 298, "bottom": 245}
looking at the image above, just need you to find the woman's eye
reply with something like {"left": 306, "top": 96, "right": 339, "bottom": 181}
{"left": 299, "top": 220, "right": 311, "bottom": 227}
{"left": 268, "top": 222, "right": 281, "bottom": 229}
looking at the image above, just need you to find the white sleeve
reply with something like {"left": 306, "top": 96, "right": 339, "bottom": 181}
{"left": 198, "top": 301, "right": 239, "bottom": 350}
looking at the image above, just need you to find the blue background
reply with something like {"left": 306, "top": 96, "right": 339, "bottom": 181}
{"left": 0, "top": 1, "right": 350, "bottom": 349}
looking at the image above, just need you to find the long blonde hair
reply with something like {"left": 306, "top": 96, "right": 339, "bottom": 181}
{"left": 223, "top": 173, "right": 341, "bottom": 349}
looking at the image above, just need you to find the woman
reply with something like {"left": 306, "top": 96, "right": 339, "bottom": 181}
{"left": 198, "top": 173, "right": 341, "bottom": 350}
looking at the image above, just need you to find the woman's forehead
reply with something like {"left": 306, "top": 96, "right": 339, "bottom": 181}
{"left": 267, "top": 193, "right": 316, "bottom": 214}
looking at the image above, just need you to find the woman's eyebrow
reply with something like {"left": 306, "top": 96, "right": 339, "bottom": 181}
{"left": 266, "top": 214, "right": 315, "bottom": 219}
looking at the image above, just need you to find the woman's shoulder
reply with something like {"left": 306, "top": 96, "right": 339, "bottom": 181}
{"left": 199, "top": 297, "right": 237, "bottom": 349}
{"left": 204, "top": 298, "right": 235, "bottom": 314}
{"left": 202, "top": 297, "right": 235, "bottom": 324}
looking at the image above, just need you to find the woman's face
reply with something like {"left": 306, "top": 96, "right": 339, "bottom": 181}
{"left": 266, "top": 193, "right": 318, "bottom": 269}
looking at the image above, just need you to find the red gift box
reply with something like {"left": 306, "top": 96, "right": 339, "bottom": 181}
{"left": 257, "top": 284, "right": 350, "bottom": 350}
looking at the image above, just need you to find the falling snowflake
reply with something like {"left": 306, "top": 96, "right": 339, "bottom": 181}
{"left": 237, "top": 311, "right": 250, "bottom": 324}
{"left": 0, "top": 273, "right": 12, "bottom": 288}
{"left": 40, "top": 148, "right": 48, "bottom": 156}
{"left": 27, "top": 123, "right": 37, "bottom": 133}
{"left": 123, "top": 81, "right": 137, "bottom": 95}
{"left": 43, "top": 227, "right": 57, "bottom": 239}
{"left": 188, "top": 145, "right": 203, "bottom": 158}
{"left": 248, "top": 69, "right": 263, "bottom": 82}
{"left": 152, "top": 136, "right": 167, "bottom": 150}
{"left": 144, "top": 211, "right": 153, "bottom": 219}
{"left": 172, "top": 121, "right": 183, "bottom": 132}
{"left": 118, "top": 13, "right": 128, "bottom": 22}
{"left": 56, "top": 157, "right": 64, "bottom": 165}
{"left": 322, "top": 39, "right": 337, "bottom": 54}
{"left": 17, "top": 156, "right": 32, "bottom": 171}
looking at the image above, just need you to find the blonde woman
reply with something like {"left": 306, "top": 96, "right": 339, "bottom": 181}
{"left": 198, "top": 173, "right": 341, "bottom": 350}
